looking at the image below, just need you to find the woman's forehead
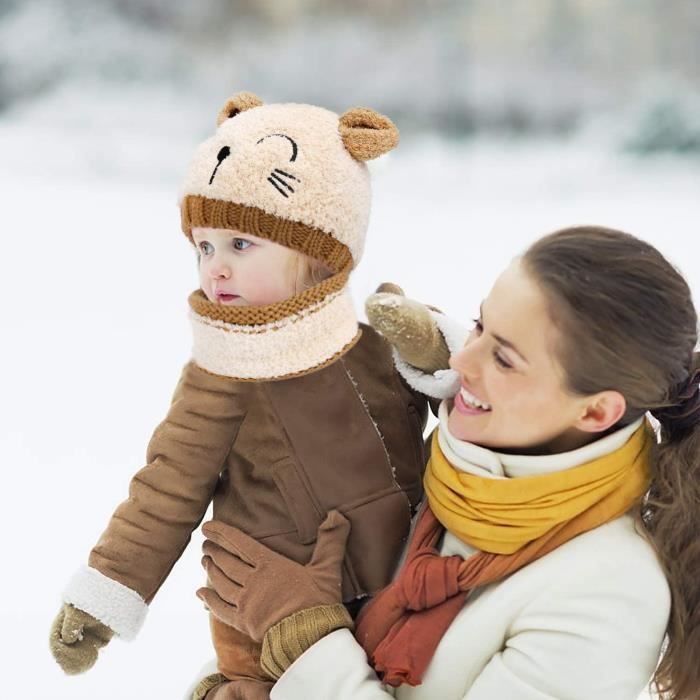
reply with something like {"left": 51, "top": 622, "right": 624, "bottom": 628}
{"left": 484, "top": 260, "right": 561, "bottom": 361}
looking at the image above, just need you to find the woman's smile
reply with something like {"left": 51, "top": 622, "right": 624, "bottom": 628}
{"left": 453, "top": 385, "right": 492, "bottom": 415}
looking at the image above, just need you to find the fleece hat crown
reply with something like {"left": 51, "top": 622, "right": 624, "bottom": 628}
{"left": 180, "top": 92, "right": 399, "bottom": 272}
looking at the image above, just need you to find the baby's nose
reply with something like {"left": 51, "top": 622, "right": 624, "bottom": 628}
{"left": 211, "top": 263, "right": 231, "bottom": 279}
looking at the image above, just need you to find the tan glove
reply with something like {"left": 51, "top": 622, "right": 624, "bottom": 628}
{"left": 49, "top": 603, "right": 114, "bottom": 675}
{"left": 198, "top": 510, "right": 351, "bottom": 642}
{"left": 365, "top": 283, "right": 450, "bottom": 374}
{"left": 197, "top": 511, "right": 353, "bottom": 679}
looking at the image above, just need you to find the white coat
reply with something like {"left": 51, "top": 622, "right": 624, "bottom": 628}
{"left": 270, "top": 415, "right": 670, "bottom": 700}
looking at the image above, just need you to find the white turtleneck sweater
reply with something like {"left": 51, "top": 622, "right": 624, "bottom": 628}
{"left": 270, "top": 406, "right": 670, "bottom": 700}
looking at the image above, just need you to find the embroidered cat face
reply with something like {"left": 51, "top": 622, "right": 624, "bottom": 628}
{"left": 180, "top": 92, "right": 399, "bottom": 270}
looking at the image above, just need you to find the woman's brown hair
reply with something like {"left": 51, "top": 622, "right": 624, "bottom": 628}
{"left": 523, "top": 226, "right": 700, "bottom": 700}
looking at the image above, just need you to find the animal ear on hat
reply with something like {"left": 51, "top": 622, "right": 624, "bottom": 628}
{"left": 339, "top": 108, "right": 399, "bottom": 161}
{"left": 216, "top": 92, "right": 264, "bottom": 127}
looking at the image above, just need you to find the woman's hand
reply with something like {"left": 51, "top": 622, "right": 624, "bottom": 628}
{"left": 198, "top": 511, "right": 354, "bottom": 679}
{"left": 197, "top": 510, "right": 351, "bottom": 643}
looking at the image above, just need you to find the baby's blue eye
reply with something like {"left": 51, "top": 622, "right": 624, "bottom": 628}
{"left": 198, "top": 241, "right": 213, "bottom": 255}
{"left": 233, "top": 238, "right": 252, "bottom": 251}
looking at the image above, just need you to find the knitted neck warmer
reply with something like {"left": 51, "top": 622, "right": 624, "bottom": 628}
{"left": 188, "top": 271, "right": 359, "bottom": 380}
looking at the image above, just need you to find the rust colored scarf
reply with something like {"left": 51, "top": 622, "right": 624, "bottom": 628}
{"left": 354, "top": 425, "right": 652, "bottom": 687}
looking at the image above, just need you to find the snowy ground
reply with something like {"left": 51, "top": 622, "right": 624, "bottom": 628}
{"left": 1, "top": 105, "right": 698, "bottom": 698}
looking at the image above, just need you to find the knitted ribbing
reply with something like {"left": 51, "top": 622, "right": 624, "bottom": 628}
{"left": 181, "top": 196, "right": 354, "bottom": 273}
{"left": 260, "top": 604, "right": 353, "bottom": 680}
{"left": 191, "top": 673, "right": 228, "bottom": 700}
{"left": 188, "top": 270, "right": 349, "bottom": 327}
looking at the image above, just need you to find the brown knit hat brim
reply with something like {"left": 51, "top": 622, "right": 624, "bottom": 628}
{"left": 181, "top": 195, "right": 354, "bottom": 274}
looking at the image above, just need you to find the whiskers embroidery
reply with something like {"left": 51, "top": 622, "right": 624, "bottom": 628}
{"left": 267, "top": 169, "right": 299, "bottom": 198}
{"left": 255, "top": 133, "right": 300, "bottom": 198}
{"left": 209, "top": 146, "right": 231, "bottom": 185}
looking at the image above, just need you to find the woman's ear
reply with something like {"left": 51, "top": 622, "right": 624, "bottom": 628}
{"left": 575, "top": 390, "right": 627, "bottom": 434}
{"left": 338, "top": 107, "right": 399, "bottom": 161}
{"left": 216, "top": 92, "right": 264, "bottom": 127}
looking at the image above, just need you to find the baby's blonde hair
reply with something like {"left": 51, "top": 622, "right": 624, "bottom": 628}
{"left": 289, "top": 251, "right": 333, "bottom": 295}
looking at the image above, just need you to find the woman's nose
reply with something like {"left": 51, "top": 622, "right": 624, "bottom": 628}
{"left": 449, "top": 339, "right": 481, "bottom": 378}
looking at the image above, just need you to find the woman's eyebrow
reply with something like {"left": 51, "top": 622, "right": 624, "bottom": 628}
{"left": 480, "top": 303, "right": 529, "bottom": 364}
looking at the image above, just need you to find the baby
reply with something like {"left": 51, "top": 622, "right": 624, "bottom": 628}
{"left": 50, "top": 93, "right": 448, "bottom": 699}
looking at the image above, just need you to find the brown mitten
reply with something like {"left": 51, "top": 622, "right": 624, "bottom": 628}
{"left": 197, "top": 511, "right": 352, "bottom": 644}
{"left": 366, "top": 283, "right": 450, "bottom": 374}
{"left": 50, "top": 603, "right": 114, "bottom": 674}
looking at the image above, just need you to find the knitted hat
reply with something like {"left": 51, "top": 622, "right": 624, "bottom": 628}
{"left": 180, "top": 92, "right": 399, "bottom": 274}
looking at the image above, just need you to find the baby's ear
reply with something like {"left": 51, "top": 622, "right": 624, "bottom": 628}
{"left": 339, "top": 108, "right": 399, "bottom": 161}
{"left": 216, "top": 92, "right": 264, "bottom": 127}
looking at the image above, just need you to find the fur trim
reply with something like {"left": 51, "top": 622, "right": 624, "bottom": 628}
{"left": 432, "top": 310, "right": 469, "bottom": 355}
{"left": 393, "top": 351, "right": 460, "bottom": 400}
{"left": 63, "top": 566, "right": 147, "bottom": 641}
{"left": 392, "top": 311, "right": 467, "bottom": 400}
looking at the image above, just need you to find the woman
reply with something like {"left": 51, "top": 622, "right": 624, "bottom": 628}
{"left": 196, "top": 226, "right": 700, "bottom": 700}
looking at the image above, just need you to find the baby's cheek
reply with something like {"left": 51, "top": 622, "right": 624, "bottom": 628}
{"left": 197, "top": 268, "right": 209, "bottom": 296}
{"left": 261, "top": 277, "right": 295, "bottom": 304}
{"left": 199, "top": 279, "right": 215, "bottom": 302}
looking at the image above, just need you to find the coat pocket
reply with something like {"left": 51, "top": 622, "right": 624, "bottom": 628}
{"left": 342, "top": 488, "right": 413, "bottom": 596}
{"left": 271, "top": 460, "right": 323, "bottom": 545}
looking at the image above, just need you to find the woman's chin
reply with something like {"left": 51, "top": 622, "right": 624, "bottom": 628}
{"left": 447, "top": 411, "right": 482, "bottom": 443}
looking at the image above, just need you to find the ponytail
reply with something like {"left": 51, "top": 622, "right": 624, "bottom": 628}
{"left": 644, "top": 353, "right": 700, "bottom": 699}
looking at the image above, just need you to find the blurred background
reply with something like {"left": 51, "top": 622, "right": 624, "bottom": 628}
{"left": 1, "top": 2, "right": 698, "bottom": 698}
{"left": 2, "top": 0, "right": 700, "bottom": 181}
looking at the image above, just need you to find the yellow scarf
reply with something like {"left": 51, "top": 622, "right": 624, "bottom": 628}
{"left": 424, "top": 424, "right": 652, "bottom": 554}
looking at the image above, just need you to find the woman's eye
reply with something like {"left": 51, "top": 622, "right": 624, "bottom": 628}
{"left": 472, "top": 318, "right": 484, "bottom": 333}
{"left": 493, "top": 350, "right": 513, "bottom": 369}
{"left": 233, "top": 238, "right": 252, "bottom": 251}
{"left": 198, "top": 241, "right": 213, "bottom": 255}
